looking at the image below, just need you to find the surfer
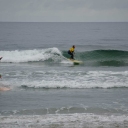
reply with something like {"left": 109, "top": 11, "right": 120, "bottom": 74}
{"left": 68, "top": 45, "right": 75, "bottom": 60}
{"left": 0, "top": 57, "right": 2, "bottom": 60}
{"left": 0, "top": 74, "right": 10, "bottom": 91}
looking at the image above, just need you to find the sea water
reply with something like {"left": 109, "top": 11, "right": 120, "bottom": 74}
{"left": 0, "top": 22, "right": 128, "bottom": 128}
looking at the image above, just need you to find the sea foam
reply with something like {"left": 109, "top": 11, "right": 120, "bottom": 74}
{"left": 0, "top": 114, "right": 128, "bottom": 128}
{"left": 0, "top": 47, "right": 62, "bottom": 63}
{"left": 2, "top": 70, "right": 128, "bottom": 89}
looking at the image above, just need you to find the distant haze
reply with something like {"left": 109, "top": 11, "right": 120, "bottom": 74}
{"left": 0, "top": 0, "right": 128, "bottom": 22}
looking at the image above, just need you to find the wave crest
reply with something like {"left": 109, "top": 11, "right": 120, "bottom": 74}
{"left": 1, "top": 48, "right": 128, "bottom": 66}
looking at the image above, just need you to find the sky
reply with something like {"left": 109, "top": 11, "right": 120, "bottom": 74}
{"left": 0, "top": 0, "right": 128, "bottom": 22}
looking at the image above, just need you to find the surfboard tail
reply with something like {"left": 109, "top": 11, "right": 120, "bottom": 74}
{"left": 67, "top": 58, "right": 83, "bottom": 65}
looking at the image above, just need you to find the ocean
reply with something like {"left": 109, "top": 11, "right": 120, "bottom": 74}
{"left": 0, "top": 22, "right": 128, "bottom": 128}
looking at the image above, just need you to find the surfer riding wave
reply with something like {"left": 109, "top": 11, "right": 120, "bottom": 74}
{"left": 68, "top": 45, "right": 75, "bottom": 60}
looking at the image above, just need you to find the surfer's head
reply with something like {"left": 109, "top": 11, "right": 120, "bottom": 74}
{"left": 73, "top": 45, "right": 75, "bottom": 48}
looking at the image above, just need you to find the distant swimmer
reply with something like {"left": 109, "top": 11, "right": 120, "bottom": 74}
{"left": 68, "top": 45, "right": 75, "bottom": 60}
{"left": 0, "top": 74, "right": 10, "bottom": 91}
{"left": 0, "top": 57, "right": 2, "bottom": 60}
{"left": 0, "top": 87, "right": 10, "bottom": 91}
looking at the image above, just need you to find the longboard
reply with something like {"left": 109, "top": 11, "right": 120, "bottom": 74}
{"left": 68, "top": 59, "right": 83, "bottom": 65}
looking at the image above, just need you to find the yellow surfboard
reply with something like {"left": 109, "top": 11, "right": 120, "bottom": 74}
{"left": 68, "top": 59, "right": 83, "bottom": 65}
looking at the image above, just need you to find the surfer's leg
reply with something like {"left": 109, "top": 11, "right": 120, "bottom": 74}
{"left": 68, "top": 51, "right": 72, "bottom": 59}
{"left": 71, "top": 53, "right": 74, "bottom": 59}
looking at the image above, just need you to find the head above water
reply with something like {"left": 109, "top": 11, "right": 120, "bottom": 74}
{"left": 73, "top": 45, "right": 75, "bottom": 48}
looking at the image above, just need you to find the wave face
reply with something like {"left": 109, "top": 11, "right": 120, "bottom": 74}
{"left": 0, "top": 48, "right": 128, "bottom": 66}
{"left": 64, "top": 49, "right": 128, "bottom": 66}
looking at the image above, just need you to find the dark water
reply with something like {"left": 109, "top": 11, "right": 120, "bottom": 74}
{"left": 0, "top": 22, "right": 128, "bottom": 128}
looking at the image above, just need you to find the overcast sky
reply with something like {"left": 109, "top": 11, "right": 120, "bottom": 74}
{"left": 0, "top": 0, "right": 128, "bottom": 22}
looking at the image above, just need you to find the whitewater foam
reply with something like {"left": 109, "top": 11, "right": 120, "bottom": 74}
{"left": 1, "top": 114, "right": 128, "bottom": 128}
{"left": 0, "top": 47, "right": 63, "bottom": 63}
{"left": 2, "top": 70, "right": 128, "bottom": 89}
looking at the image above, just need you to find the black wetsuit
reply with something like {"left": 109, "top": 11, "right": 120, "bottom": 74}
{"left": 68, "top": 50, "right": 74, "bottom": 59}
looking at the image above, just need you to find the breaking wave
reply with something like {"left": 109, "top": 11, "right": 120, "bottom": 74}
{"left": 0, "top": 48, "right": 128, "bottom": 66}
{"left": 0, "top": 47, "right": 63, "bottom": 63}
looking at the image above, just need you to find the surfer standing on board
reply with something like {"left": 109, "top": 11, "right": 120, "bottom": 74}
{"left": 68, "top": 45, "right": 75, "bottom": 60}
